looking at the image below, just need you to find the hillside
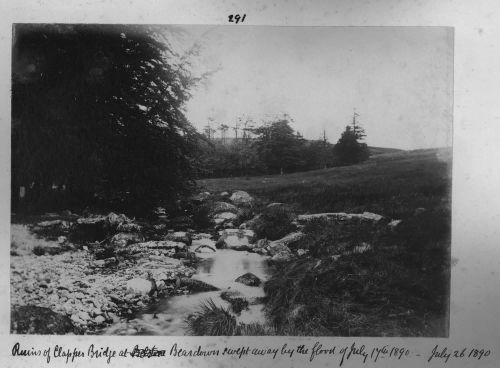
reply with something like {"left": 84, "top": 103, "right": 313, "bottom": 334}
{"left": 198, "top": 147, "right": 451, "bottom": 219}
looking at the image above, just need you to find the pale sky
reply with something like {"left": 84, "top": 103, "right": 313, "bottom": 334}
{"left": 169, "top": 26, "right": 453, "bottom": 150}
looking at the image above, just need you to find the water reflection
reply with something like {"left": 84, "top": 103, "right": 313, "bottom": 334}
{"left": 198, "top": 257, "right": 215, "bottom": 273}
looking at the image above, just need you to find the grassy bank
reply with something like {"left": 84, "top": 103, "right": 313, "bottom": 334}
{"left": 196, "top": 148, "right": 451, "bottom": 336}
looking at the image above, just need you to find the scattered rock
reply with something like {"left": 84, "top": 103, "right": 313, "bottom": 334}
{"left": 110, "top": 232, "right": 145, "bottom": 247}
{"left": 126, "top": 277, "right": 157, "bottom": 296}
{"left": 220, "top": 290, "right": 249, "bottom": 314}
{"left": 191, "top": 233, "right": 212, "bottom": 240}
{"left": 210, "top": 201, "right": 238, "bottom": 215}
{"left": 35, "top": 219, "right": 70, "bottom": 229}
{"left": 388, "top": 219, "right": 402, "bottom": 231}
{"left": 213, "top": 212, "right": 238, "bottom": 225}
{"left": 297, "top": 212, "right": 386, "bottom": 224}
{"left": 94, "top": 315, "right": 106, "bottom": 324}
{"left": 235, "top": 272, "right": 261, "bottom": 287}
{"left": 216, "top": 229, "right": 256, "bottom": 250}
{"left": 165, "top": 231, "right": 192, "bottom": 245}
{"left": 131, "top": 240, "right": 186, "bottom": 251}
{"left": 117, "top": 222, "right": 143, "bottom": 232}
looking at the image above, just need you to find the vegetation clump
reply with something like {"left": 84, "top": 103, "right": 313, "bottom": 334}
{"left": 252, "top": 204, "right": 296, "bottom": 241}
{"left": 185, "top": 299, "right": 238, "bottom": 336}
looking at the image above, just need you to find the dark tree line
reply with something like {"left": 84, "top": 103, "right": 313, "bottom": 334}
{"left": 197, "top": 115, "right": 370, "bottom": 178}
{"left": 12, "top": 24, "right": 200, "bottom": 214}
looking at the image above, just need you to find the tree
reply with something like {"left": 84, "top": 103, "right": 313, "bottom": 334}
{"left": 252, "top": 118, "right": 306, "bottom": 174}
{"left": 12, "top": 24, "right": 199, "bottom": 214}
{"left": 333, "top": 113, "right": 370, "bottom": 165}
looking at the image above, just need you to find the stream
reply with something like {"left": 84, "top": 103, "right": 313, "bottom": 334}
{"left": 103, "top": 245, "right": 271, "bottom": 335}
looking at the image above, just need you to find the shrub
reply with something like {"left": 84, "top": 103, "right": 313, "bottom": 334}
{"left": 253, "top": 204, "right": 296, "bottom": 241}
{"left": 32, "top": 245, "right": 46, "bottom": 256}
{"left": 185, "top": 299, "right": 237, "bottom": 336}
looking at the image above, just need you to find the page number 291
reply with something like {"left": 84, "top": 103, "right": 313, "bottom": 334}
{"left": 228, "top": 14, "right": 246, "bottom": 24}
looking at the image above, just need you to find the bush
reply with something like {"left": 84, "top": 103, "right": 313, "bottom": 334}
{"left": 186, "top": 299, "right": 275, "bottom": 336}
{"left": 186, "top": 299, "right": 237, "bottom": 336}
{"left": 253, "top": 204, "right": 296, "bottom": 241}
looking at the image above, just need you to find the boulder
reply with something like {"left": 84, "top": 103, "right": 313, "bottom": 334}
{"left": 191, "top": 233, "right": 213, "bottom": 240}
{"left": 132, "top": 240, "right": 186, "bottom": 251}
{"left": 110, "top": 232, "right": 145, "bottom": 247}
{"left": 271, "top": 249, "right": 294, "bottom": 262}
{"left": 210, "top": 201, "right": 238, "bottom": 215}
{"left": 116, "top": 222, "right": 143, "bottom": 232}
{"left": 126, "top": 277, "right": 156, "bottom": 296}
{"left": 216, "top": 229, "right": 256, "bottom": 250}
{"left": 269, "top": 232, "right": 305, "bottom": 250}
{"left": 105, "top": 212, "right": 131, "bottom": 228}
{"left": 165, "top": 231, "right": 192, "bottom": 245}
{"left": 94, "top": 315, "right": 106, "bottom": 324}
{"left": 213, "top": 212, "right": 238, "bottom": 225}
{"left": 297, "top": 212, "right": 386, "bottom": 224}
{"left": 235, "top": 272, "right": 261, "bottom": 287}
{"left": 229, "top": 191, "right": 254, "bottom": 206}
{"left": 254, "top": 238, "right": 270, "bottom": 249}
{"left": 35, "top": 219, "right": 70, "bottom": 230}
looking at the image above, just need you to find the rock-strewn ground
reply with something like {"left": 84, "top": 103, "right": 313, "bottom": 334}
{"left": 11, "top": 189, "right": 403, "bottom": 335}
{"left": 11, "top": 224, "right": 197, "bottom": 334}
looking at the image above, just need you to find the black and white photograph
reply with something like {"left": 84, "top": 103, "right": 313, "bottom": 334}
{"left": 10, "top": 24, "right": 453, "bottom": 337}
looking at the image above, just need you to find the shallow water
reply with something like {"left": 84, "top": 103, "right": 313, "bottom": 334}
{"left": 104, "top": 247, "right": 270, "bottom": 335}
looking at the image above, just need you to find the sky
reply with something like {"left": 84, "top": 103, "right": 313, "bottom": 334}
{"left": 169, "top": 26, "right": 453, "bottom": 150}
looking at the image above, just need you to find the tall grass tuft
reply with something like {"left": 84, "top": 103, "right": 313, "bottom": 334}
{"left": 185, "top": 299, "right": 237, "bottom": 336}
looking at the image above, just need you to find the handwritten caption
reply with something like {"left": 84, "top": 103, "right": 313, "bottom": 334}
{"left": 11, "top": 341, "right": 492, "bottom": 365}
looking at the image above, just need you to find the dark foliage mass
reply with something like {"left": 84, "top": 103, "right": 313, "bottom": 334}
{"left": 334, "top": 116, "right": 370, "bottom": 165}
{"left": 196, "top": 115, "right": 371, "bottom": 179}
{"left": 196, "top": 118, "right": 341, "bottom": 178}
{"left": 252, "top": 204, "right": 297, "bottom": 241}
{"left": 12, "top": 24, "right": 199, "bottom": 215}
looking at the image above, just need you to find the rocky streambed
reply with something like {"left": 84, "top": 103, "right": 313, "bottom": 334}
{"left": 11, "top": 190, "right": 402, "bottom": 335}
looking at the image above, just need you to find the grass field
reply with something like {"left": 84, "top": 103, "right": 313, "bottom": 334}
{"left": 198, "top": 148, "right": 452, "bottom": 219}
{"left": 197, "top": 148, "right": 452, "bottom": 336}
